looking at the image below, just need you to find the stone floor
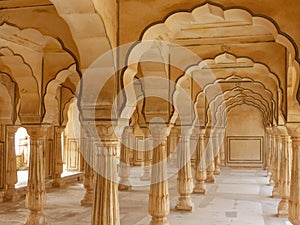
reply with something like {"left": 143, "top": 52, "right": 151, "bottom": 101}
{"left": 0, "top": 167, "right": 293, "bottom": 225}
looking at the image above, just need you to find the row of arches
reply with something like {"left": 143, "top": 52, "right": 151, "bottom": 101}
{"left": 0, "top": 1, "right": 300, "bottom": 225}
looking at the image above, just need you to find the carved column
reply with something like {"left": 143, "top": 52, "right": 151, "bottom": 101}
{"left": 167, "top": 128, "right": 178, "bottom": 167}
{"left": 277, "top": 127, "right": 292, "bottom": 217}
{"left": 175, "top": 127, "right": 194, "bottom": 211}
{"left": 52, "top": 126, "right": 64, "bottom": 188}
{"left": 272, "top": 128, "right": 282, "bottom": 198}
{"left": 118, "top": 127, "right": 132, "bottom": 190}
{"left": 148, "top": 126, "right": 170, "bottom": 225}
{"left": 206, "top": 129, "right": 215, "bottom": 183}
{"left": 92, "top": 124, "right": 120, "bottom": 225}
{"left": 194, "top": 129, "right": 207, "bottom": 194}
{"left": 286, "top": 123, "right": 300, "bottom": 225}
{"left": 141, "top": 135, "right": 152, "bottom": 181}
{"left": 265, "top": 127, "right": 273, "bottom": 177}
{"left": 24, "top": 126, "right": 49, "bottom": 225}
{"left": 5, "top": 126, "right": 19, "bottom": 201}
{"left": 81, "top": 128, "right": 94, "bottom": 206}
{"left": 213, "top": 129, "right": 221, "bottom": 175}
{"left": 219, "top": 128, "right": 226, "bottom": 167}
{"left": 269, "top": 130, "right": 276, "bottom": 184}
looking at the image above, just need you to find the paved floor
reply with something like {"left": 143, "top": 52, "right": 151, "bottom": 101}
{"left": 0, "top": 167, "right": 293, "bottom": 225}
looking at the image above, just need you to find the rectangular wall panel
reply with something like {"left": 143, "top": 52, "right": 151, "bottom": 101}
{"left": 67, "top": 138, "right": 80, "bottom": 171}
{"left": 0, "top": 142, "right": 4, "bottom": 189}
{"left": 227, "top": 136, "right": 263, "bottom": 166}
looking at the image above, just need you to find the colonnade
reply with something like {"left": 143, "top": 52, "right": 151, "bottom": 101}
{"left": 1, "top": 123, "right": 300, "bottom": 225}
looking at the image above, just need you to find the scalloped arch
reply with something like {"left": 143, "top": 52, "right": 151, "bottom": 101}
{"left": 43, "top": 64, "right": 80, "bottom": 124}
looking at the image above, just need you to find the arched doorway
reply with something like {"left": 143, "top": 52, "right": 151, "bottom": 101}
{"left": 15, "top": 127, "right": 30, "bottom": 187}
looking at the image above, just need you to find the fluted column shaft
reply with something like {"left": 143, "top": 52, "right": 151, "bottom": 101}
{"left": 206, "top": 130, "right": 215, "bottom": 183}
{"left": 24, "top": 126, "right": 49, "bottom": 225}
{"left": 219, "top": 129, "right": 226, "bottom": 167}
{"left": 278, "top": 134, "right": 292, "bottom": 217}
{"left": 175, "top": 129, "right": 194, "bottom": 211}
{"left": 5, "top": 126, "right": 19, "bottom": 201}
{"left": 266, "top": 128, "right": 273, "bottom": 177}
{"left": 213, "top": 130, "right": 221, "bottom": 175}
{"left": 81, "top": 129, "right": 95, "bottom": 206}
{"left": 167, "top": 129, "right": 178, "bottom": 167}
{"left": 194, "top": 129, "right": 207, "bottom": 194}
{"left": 118, "top": 127, "right": 132, "bottom": 190}
{"left": 269, "top": 131, "right": 276, "bottom": 184}
{"left": 286, "top": 123, "right": 300, "bottom": 225}
{"left": 272, "top": 131, "right": 282, "bottom": 198}
{"left": 53, "top": 126, "right": 64, "bottom": 188}
{"left": 141, "top": 134, "right": 152, "bottom": 181}
{"left": 148, "top": 127, "right": 169, "bottom": 225}
{"left": 92, "top": 137, "right": 120, "bottom": 225}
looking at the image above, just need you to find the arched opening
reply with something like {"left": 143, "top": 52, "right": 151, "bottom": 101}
{"left": 14, "top": 127, "right": 30, "bottom": 187}
{"left": 63, "top": 99, "right": 83, "bottom": 173}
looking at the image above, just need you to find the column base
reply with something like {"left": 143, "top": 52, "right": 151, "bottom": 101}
{"left": 220, "top": 161, "right": 226, "bottom": 167}
{"left": 272, "top": 185, "right": 281, "bottom": 198}
{"left": 214, "top": 167, "right": 221, "bottom": 175}
{"left": 80, "top": 190, "right": 94, "bottom": 206}
{"left": 52, "top": 177, "right": 64, "bottom": 188}
{"left": 193, "top": 182, "right": 207, "bottom": 194}
{"left": 288, "top": 201, "right": 300, "bottom": 224}
{"left": 206, "top": 173, "right": 216, "bottom": 183}
{"left": 5, "top": 188, "right": 20, "bottom": 202}
{"left": 118, "top": 182, "right": 132, "bottom": 191}
{"left": 277, "top": 198, "right": 288, "bottom": 217}
{"left": 24, "top": 211, "right": 49, "bottom": 225}
{"left": 140, "top": 171, "right": 151, "bottom": 181}
{"left": 150, "top": 217, "right": 169, "bottom": 225}
{"left": 0, "top": 191, "right": 4, "bottom": 203}
{"left": 168, "top": 156, "right": 177, "bottom": 167}
{"left": 175, "top": 196, "right": 194, "bottom": 211}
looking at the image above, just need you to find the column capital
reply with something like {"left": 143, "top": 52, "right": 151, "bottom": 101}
{"left": 25, "top": 125, "right": 49, "bottom": 138}
{"left": 178, "top": 125, "right": 193, "bottom": 139}
{"left": 55, "top": 126, "right": 65, "bottom": 134}
{"left": 286, "top": 123, "right": 300, "bottom": 140}
{"left": 150, "top": 124, "right": 169, "bottom": 141}
{"left": 96, "top": 123, "right": 117, "bottom": 141}
{"left": 122, "top": 126, "right": 133, "bottom": 139}
{"left": 194, "top": 126, "right": 207, "bottom": 135}
{"left": 6, "top": 126, "right": 19, "bottom": 136}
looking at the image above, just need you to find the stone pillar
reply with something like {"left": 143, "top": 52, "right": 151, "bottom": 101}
{"left": 265, "top": 127, "right": 273, "bottom": 177}
{"left": 269, "top": 130, "right": 276, "bottom": 184}
{"left": 24, "top": 126, "right": 49, "bottom": 225}
{"left": 212, "top": 129, "right": 221, "bottom": 175}
{"left": 5, "top": 126, "right": 19, "bottom": 201}
{"left": 277, "top": 127, "right": 292, "bottom": 217}
{"left": 206, "top": 129, "right": 215, "bottom": 183}
{"left": 189, "top": 133, "right": 198, "bottom": 169}
{"left": 272, "top": 128, "right": 282, "bottom": 198}
{"left": 91, "top": 124, "right": 120, "bottom": 225}
{"left": 52, "top": 126, "right": 64, "bottom": 188}
{"left": 286, "top": 123, "right": 300, "bottom": 225}
{"left": 148, "top": 126, "right": 170, "bottom": 225}
{"left": 118, "top": 127, "right": 132, "bottom": 190}
{"left": 140, "top": 135, "right": 152, "bottom": 181}
{"left": 175, "top": 127, "right": 194, "bottom": 211}
{"left": 167, "top": 128, "right": 178, "bottom": 167}
{"left": 194, "top": 129, "right": 207, "bottom": 194}
{"left": 219, "top": 128, "right": 226, "bottom": 167}
{"left": 81, "top": 129, "right": 94, "bottom": 206}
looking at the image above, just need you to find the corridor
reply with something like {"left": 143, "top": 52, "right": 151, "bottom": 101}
{"left": 0, "top": 167, "right": 292, "bottom": 225}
